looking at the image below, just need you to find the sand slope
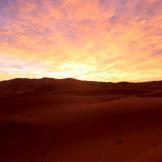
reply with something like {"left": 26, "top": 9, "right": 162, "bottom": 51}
{"left": 0, "top": 78, "right": 162, "bottom": 162}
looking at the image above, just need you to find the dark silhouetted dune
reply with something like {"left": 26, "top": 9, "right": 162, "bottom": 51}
{"left": 0, "top": 78, "right": 162, "bottom": 162}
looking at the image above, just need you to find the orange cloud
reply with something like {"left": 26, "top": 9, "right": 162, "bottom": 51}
{"left": 0, "top": 0, "right": 162, "bottom": 82}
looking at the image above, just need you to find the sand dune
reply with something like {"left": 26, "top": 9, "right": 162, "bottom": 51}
{"left": 0, "top": 78, "right": 162, "bottom": 162}
{"left": 129, "top": 145, "right": 162, "bottom": 162}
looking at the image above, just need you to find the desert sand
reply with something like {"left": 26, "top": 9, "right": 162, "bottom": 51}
{"left": 0, "top": 78, "right": 162, "bottom": 162}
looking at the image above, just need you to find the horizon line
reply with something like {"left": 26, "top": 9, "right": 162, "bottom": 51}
{"left": 1, "top": 77, "right": 162, "bottom": 84}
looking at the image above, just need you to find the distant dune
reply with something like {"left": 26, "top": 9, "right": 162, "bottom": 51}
{"left": 0, "top": 78, "right": 162, "bottom": 162}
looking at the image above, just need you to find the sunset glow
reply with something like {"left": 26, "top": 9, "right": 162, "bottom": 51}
{"left": 0, "top": 0, "right": 162, "bottom": 82}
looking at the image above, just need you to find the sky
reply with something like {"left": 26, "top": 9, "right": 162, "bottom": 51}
{"left": 0, "top": 0, "right": 162, "bottom": 82}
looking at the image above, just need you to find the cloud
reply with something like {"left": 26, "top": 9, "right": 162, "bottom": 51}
{"left": 0, "top": 0, "right": 162, "bottom": 81}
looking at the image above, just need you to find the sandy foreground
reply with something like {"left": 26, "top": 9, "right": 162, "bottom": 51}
{"left": 0, "top": 79, "right": 162, "bottom": 162}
